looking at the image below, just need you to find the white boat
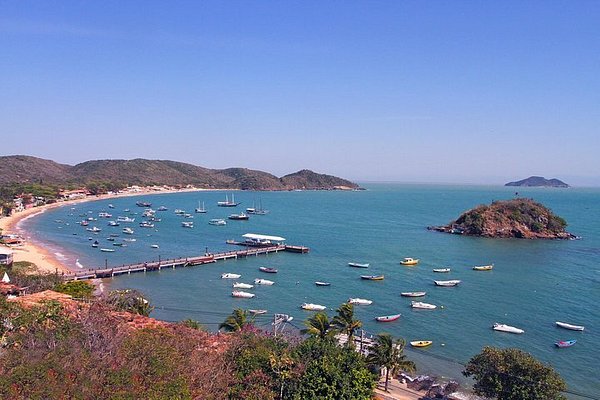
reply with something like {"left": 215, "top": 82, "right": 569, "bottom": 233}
{"left": 348, "top": 262, "right": 369, "bottom": 268}
{"left": 411, "top": 301, "right": 437, "bottom": 309}
{"left": 195, "top": 201, "right": 207, "bottom": 213}
{"left": 157, "top": 206, "right": 168, "bottom": 211}
{"left": 301, "top": 303, "right": 327, "bottom": 311}
{"left": 315, "top": 281, "right": 331, "bottom": 286}
{"left": 233, "top": 282, "right": 254, "bottom": 289}
{"left": 209, "top": 219, "right": 227, "bottom": 226}
{"left": 433, "top": 268, "right": 451, "bottom": 273}
{"left": 181, "top": 221, "right": 194, "bottom": 228}
{"left": 123, "top": 238, "right": 136, "bottom": 242}
{"left": 228, "top": 212, "right": 249, "bottom": 220}
{"left": 434, "top": 279, "right": 461, "bottom": 287}
{"left": 249, "top": 309, "right": 267, "bottom": 315}
{"left": 139, "top": 221, "right": 154, "bottom": 228}
{"left": 174, "top": 209, "right": 186, "bottom": 215}
{"left": 221, "top": 273, "right": 241, "bottom": 279}
{"left": 217, "top": 194, "right": 241, "bottom": 207}
{"left": 556, "top": 321, "right": 585, "bottom": 331}
{"left": 493, "top": 323, "right": 524, "bottom": 334}
{"left": 232, "top": 291, "right": 255, "bottom": 299}
{"left": 86, "top": 226, "right": 102, "bottom": 232}
{"left": 108, "top": 221, "right": 120, "bottom": 227}
{"left": 401, "top": 291, "right": 427, "bottom": 297}
{"left": 246, "top": 199, "right": 269, "bottom": 215}
{"left": 151, "top": 244, "right": 159, "bottom": 249}
{"left": 117, "top": 216, "right": 135, "bottom": 223}
{"left": 348, "top": 298, "right": 372, "bottom": 305}
{"left": 108, "top": 204, "right": 114, "bottom": 209}
{"left": 122, "top": 227, "right": 134, "bottom": 234}
{"left": 142, "top": 209, "right": 155, "bottom": 217}
{"left": 100, "top": 248, "right": 115, "bottom": 252}
{"left": 98, "top": 212, "right": 112, "bottom": 218}
{"left": 254, "top": 278, "right": 275, "bottom": 285}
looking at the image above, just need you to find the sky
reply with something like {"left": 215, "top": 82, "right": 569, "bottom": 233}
{"left": 1, "top": 1, "right": 599, "bottom": 185}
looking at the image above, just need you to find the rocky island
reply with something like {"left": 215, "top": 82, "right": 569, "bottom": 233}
{"left": 429, "top": 198, "right": 576, "bottom": 239}
{"left": 505, "top": 176, "right": 569, "bottom": 188}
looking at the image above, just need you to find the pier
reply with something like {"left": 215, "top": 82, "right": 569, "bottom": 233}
{"left": 63, "top": 244, "right": 308, "bottom": 281}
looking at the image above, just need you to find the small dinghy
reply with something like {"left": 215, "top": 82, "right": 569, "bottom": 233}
{"left": 233, "top": 282, "right": 253, "bottom": 289}
{"left": 348, "top": 298, "right": 372, "bottom": 305}
{"left": 555, "top": 340, "right": 576, "bottom": 348}
{"left": 410, "top": 340, "right": 432, "bottom": 348}
{"left": 259, "top": 267, "right": 278, "bottom": 273}
{"left": 401, "top": 291, "right": 426, "bottom": 297}
{"left": 434, "top": 280, "right": 461, "bottom": 287}
{"left": 473, "top": 264, "right": 493, "bottom": 271}
{"left": 348, "top": 262, "right": 369, "bottom": 268}
{"left": 315, "top": 281, "right": 331, "bottom": 286}
{"left": 493, "top": 323, "right": 524, "bottom": 334}
{"left": 360, "top": 275, "right": 384, "bottom": 280}
{"left": 232, "top": 291, "right": 255, "bottom": 298}
{"left": 556, "top": 321, "right": 585, "bottom": 331}
{"left": 301, "top": 303, "right": 327, "bottom": 311}
{"left": 254, "top": 278, "right": 275, "bottom": 285}
{"left": 376, "top": 314, "right": 401, "bottom": 322}
{"left": 249, "top": 309, "right": 267, "bottom": 315}
{"left": 411, "top": 301, "right": 437, "bottom": 309}
{"left": 433, "top": 268, "right": 451, "bottom": 273}
{"left": 221, "top": 273, "right": 241, "bottom": 279}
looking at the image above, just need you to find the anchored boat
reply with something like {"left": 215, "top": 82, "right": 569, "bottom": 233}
{"left": 400, "top": 257, "right": 419, "bottom": 265}
{"left": 410, "top": 340, "right": 433, "bottom": 348}
{"left": 556, "top": 321, "right": 585, "bottom": 331}
{"left": 401, "top": 291, "right": 426, "bottom": 297}
{"left": 376, "top": 314, "right": 401, "bottom": 322}
{"left": 493, "top": 323, "right": 524, "bottom": 334}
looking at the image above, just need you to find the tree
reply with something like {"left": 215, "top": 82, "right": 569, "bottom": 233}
{"left": 367, "top": 334, "right": 415, "bottom": 391}
{"left": 331, "top": 302, "right": 362, "bottom": 345}
{"left": 105, "top": 289, "right": 153, "bottom": 316}
{"left": 219, "top": 308, "right": 254, "bottom": 332}
{"left": 54, "top": 280, "right": 95, "bottom": 299}
{"left": 463, "top": 346, "right": 566, "bottom": 400}
{"left": 302, "top": 312, "right": 333, "bottom": 340}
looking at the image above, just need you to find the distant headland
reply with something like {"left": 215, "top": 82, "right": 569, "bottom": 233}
{"left": 505, "top": 176, "right": 569, "bottom": 188}
{"left": 428, "top": 198, "right": 576, "bottom": 239}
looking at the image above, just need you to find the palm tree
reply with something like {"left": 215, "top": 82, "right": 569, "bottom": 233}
{"left": 331, "top": 302, "right": 362, "bottom": 345}
{"left": 367, "top": 333, "right": 416, "bottom": 392}
{"left": 302, "top": 312, "right": 333, "bottom": 339}
{"left": 219, "top": 308, "right": 254, "bottom": 332}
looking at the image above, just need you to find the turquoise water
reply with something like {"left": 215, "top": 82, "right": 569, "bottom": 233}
{"left": 24, "top": 184, "right": 600, "bottom": 397}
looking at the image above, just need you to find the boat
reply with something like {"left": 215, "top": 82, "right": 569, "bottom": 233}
{"left": 195, "top": 201, "right": 207, "bottom": 213}
{"left": 100, "top": 248, "right": 115, "bottom": 252}
{"left": 108, "top": 221, "right": 120, "bottom": 227}
{"left": 112, "top": 242, "right": 125, "bottom": 247}
{"left": 122, "top": 227, "right": 134, "bottom": 234}
{"left": 157, "top": 206, "right": 168, "bottom": 211}
{"left": 233, "top": 282, "right": 254, "bottom": 289}
{"left": 555, "top": 321, "right": 585, "bottom": 331}
{"left": 400, "top": 291, "right": 427, "bottom": 297}
{"left": 221, "top": 273, "right": 241, "bottom": 279}
{"left": 249, "top": 309, "right": 267, "bottom": 315}
{"left": 348, "top": 262, "right": 369, "bottom": 268}
{"left": 117, "top": 216, "right": 135, "bottom": 223}
{"left": 123, "top": 238, "right": 136, "bottom": 242}
{"left": 174, "top": 209, "right": 186, "bottom": 215}
{"left": 217, "top": 194, "right": 241, "bottom": 207}
{"left": 228, "top": 212, "right": 249, "bottom": 220}
{"left": 91, "top": 241, "right": 99, "bottom": 248}
{"left": 555, "top": 340, "right": 577, "bottom": 348}
{"left": 232, "top": 291, "right": 255, "bottom": 298}
{"left": 315, "top": 281, "right": 331, "bottom": 286}
{"left": 108, "top": 204, "right": 114, "bottom": 209}
{"left": 142, "top": 209, "right": 155, "bottom": 217}
{"left": 79, "top": 220, "right": 89, "bottom": 226}
{"left": 151, "top": 244, "right": 159, "bottom": 249}
{"left": 376, "top": 314, "right": 401, "bottom": 322}
{"left": 360, "top": 275, "right": 384, "bottom": 280}
{"left": 98, "top": 212, "right": 112, "bottom": 218}
{"left": 411, "top": 301, "right": 437, "bottom": 309}
{"left": 493, "top": 323, "right": 524, "bottom": 334}
{"left": 246, "top": 199, "right": 269, "bottom": 215}
{"left": 259, "top": 267, "right": 278, "bottom": 273}
{"left": 301, "top": 303, "right": 327, "bottom": 311}
{"left": 208, "top": 219, "right": 227, "bottom": 226}
{"left": 432, "top": 268, "right": 451, "bottom": 273}
{"left": 400, "top": 257, "right": 419, "bottom": 265}
{"left": 473, "top": 264, "right": 494, "bottom": 271}
{"left": 254, "top": 278, "right": 275, "bottom": 285}
{"left": 136, "top": 201, "right": 152, "bottom": 207}
{"left": 410, "top": 341, "right": 433, "bottom": 348}
{"left": 106, "top": 237, "right": 115, "bottom": 242}
{"left": 348, "top": 298, "right": 372, "bottom": 305}
{"left": 139, "top": 221, "right": 154, "bottom": 228}
{"left": 86, "top": 226, "right": 102, "bottom": 232}
{"left": 434, "top": 280, "right": 461, "bottom": 287}
{"left": 181, "top": 221, "right": 194, "bottom": 228}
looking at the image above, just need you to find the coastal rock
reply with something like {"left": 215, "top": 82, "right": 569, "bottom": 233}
{"left": 505, "top": 176, "right": 569, "bottom": 188}
{"left": 429, "top": 198, "right": 575, "bottom": 239}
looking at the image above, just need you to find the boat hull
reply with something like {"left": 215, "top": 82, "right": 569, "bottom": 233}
{"left": 556, "top": 321, "right": 585, "bottom": 331}
{"left": 410, "top": 341, "right": 432, "bottom": 348}
{"left": 376, "top": 314, "right": 401, "bottom": 322}
{"left": 401, "top": 292, "right": 426, "bottom": 297}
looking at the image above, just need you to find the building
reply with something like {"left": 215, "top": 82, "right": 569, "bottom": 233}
{"left": 0, "top": 247, "right": 14, "bottom": 266}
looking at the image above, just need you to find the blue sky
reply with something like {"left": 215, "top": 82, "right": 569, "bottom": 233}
{"left": 1, "top": 1, "right": 599, "bottom": 185}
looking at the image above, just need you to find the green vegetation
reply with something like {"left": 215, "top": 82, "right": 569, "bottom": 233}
{"left": 0, "top": 262, "right": 64, "bottom": 293}
{"left": 331, "top": 302, "right": 362, "bottom": 344}
{"left": 302, "top": 311, "right": 333, "bottom": 339}
{"left": 54, "top": 280, "right": 95, "bottom": 299}
{"left": 219, "top": 308, "right": 255, "bottom": 332}
{"left": 463, "top": 346, "right": 566, "bottom": 400}
{"left": 106, "top": 289, "right": 154, "bottom": 316}
{"left": 367, "top": 333, "right": 416, "bottom": 392}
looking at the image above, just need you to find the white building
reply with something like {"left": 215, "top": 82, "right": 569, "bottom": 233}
{"left": 0, "top": 247, "right": 13, "bottom": 266}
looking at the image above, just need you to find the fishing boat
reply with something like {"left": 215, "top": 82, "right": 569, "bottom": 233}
{"left": 112, "top": 242, "right": 125, "bottom": 247}
{"left": 195, "top": 201, "right": 207, "bottom": 213}
{"left": 150, "top": 244, "right": 159, "bottom": 249}
{"left": 80, "top": 220, "right": 89, "bottom": 226}
{"left": 117, "top": 216, "right": 135, "bottom": 223}
{"left": 136, "top": 201, "right": 152, "bottom": 207}
{"left": 108, "top": 204, "right": 114, "bottom": 209}
{"left": 106, "top": 237, "right": 115, "bottom": 242}
{"left": 348, "top": 262, "right": 369, "bottom": 268}
{"left": 91, "top": 241, "right": 99, "bottom": 248}
{"left": 228, "top": 212, "right": 249, "bottom": 220}
{"left": 434, "top": 280, "right": 461, "bottom": 287}
{"left": 174, "top": 209, "right": 186, "bottom": 215}
{"left": 473, "top": 264, "right": 493, "bottom": 271}
{"left": 410, "top": 341, "right": 433, "bottom": 348}
{"left": 232, "top": 291, "right": 255, "bottom": 299}
{"left": 315, "top": 281, "right": 331, "bottom": 286}
{"left": 221, "top": 273, "right": 241, "bottom": 279}
{"left": 348, "top": 298, "right": 372, "bottom": 305}
{"left": 249, "top": 309, "right": 267, "bottom": 315}
{"left": 254, "top": 278, "right": 275, "bottom": 285}
{"left": 100, "top": 248, "right": 115, "bottom": 252}
{"left": 208, "top": 219, "right": 226, "bottom": 226}
{"left": 157, "top": 206, "right": 168, "bottom": 211}
{"left": 360, "top": 275, "right": 384, "bottom": 280}
{"left": 122, "top": 227, "right": 134, "bottom": 234}
{"left": 493, "top": 323, "right": 524, "bottom": 334}
{"left": 556, "top": 321, "right": 585, "bottom": 331}
{"left": 433, "top": 268, "right": 451, "bottom": 273}
{"left": 401, "top": 291, "right": 427, "bottom": 297}
{"left": 181, "top": 221, "right": 194, "bottom": 228}
{"left": 400, "top": 257, "right": 419, "bottom": 265}
{"left": 259, "top": 267, "right": 278, "bottom": 273}
{"left": 123, "top": 238, "right": 136, "bottom": 242}
{"left": 376, "top": 314, "right": 401, "bottom": 322}
{"left": 555, "top": 340, "right": 577, "bottom": 348}
{"left": 217, "top": 194, "right": 241, "bottom": 207}
{"left": 108, "top": 221, "right": 120, "bottom": 227}
{"left": 86, "top": 226, "right": 102, "bottom": 232}
{"left": 411, "top": 301, "right": 437, "bottom": 309}
{"left": 301, "top": 303, "right": 327, "bottom": 311}
{"left": 233, "top": 282, "right": 254, "bottom": 289}
{"left": 98, "top": 212, "right": 112, "bottom": 218}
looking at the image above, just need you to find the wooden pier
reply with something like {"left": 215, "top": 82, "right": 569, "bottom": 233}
{"left": 62, "top": 244, "right": 308, "bottom": 281}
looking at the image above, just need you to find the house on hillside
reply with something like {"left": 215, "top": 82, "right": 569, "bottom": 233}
{"left": 60, "top": 189, "right": 89, "bottom": 200}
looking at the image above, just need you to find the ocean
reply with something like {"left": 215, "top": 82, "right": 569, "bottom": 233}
{"left": 23, "top": 184, "right": 600, "bottom": 398}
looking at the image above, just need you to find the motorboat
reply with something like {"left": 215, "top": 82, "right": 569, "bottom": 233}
{"left": 473, "top": 264, "right": 493, "bottom": 271}
{"left": 217, "top": 194, "right": 241, "bottom": 207}
{"left": 157, "top": 206, "right": 168, "bottom": 211}
{"left": 411, "top": 301, "right": 437, "bottom": 310}
{"left": 433, "top": 268, "right": 451, "bottom": 273}
{"left": 221, "top": 273, "right": 241, "bottom": 279}
{"left": 142, "top": 209, "right": 155, "bottom": 218}
{"left": 91, "top": 241, "right": 99, "bottom": 248}
{"left": 86, "top": 226, "right": 101, "bottom": 232}
{"left": 108, "top": 221, "right": 120, "bottom": 227}
{"left": 232, "top": 291, "right": 255, "bottom": 299}
{"left": 100, "top": 248, "right": 115, "bottom": 252}
{"left": 233, "top": 282, "right": 254, "bottom": 289}
{"left": 249, "top": 309, "right": 267, "bottom": 315}
{"left": 209, "top": 219, "right": 226, "bottom": 226}
{"left": 555, "top": 340, "right": 576, "bottom": 348}
{"left": 108, "top": 204, "right": 114, "bottom": 209}
{"left": 301, "top": 303, "right": 327, "bottom": 311}
{"left": 228, "top": 212, "right": 249, "bottom": 220}
{"left": 98, "top": 212, "right": 112, "bottom": 218}
{"left": 112, "top": 242, "right": 125, "bottom": 247}
{"left": 174, "top": 209, "right": 186, "bottom": 215}
{"left": 360, "top": 275, "right": 384, "bottom": 280}
{"left": 123, "top": 238, "right": 136, "bottom": 242}
{"left": 401, "top": 291, "right": 427, "bottom": 297}
{"left": 376, "top": 314, "right": 401, "bottom": 322}
{"left": 254, "top": 278, "right": 275, "bottom": 285}
{"left": 150, "top": 244, "right": 159, "bottom": 249}
{"left": 434, "top": 280, "right": 461, "bottom": 287}
{"left": 315, "top": 281, "right": 331, "bottom": 286}
{"left": 181, "top": 221, "right": 194, "bottom": 228}
{"left": 136, "top": 201, "right": 152, "bottom": 207}
{"left": 410, "top": 341, "right": 433, "bottom": 348}
{"left": 555, "top": 321, "right": 585, "bottom": 331}
{"left": 139, "top": 221, "right": 154, "bottom": 228}
{"left": 117, "top": 216, "right": 135, "bottom": 223}
{"left": 348, "top": 262, "right": 369, "bottom": 268}
{"left": 400, "top": 257, "right": 419, "bottom": 265}
{"left": 259, "top": 267, "right": 278, "bottom": 273}
{"left": 348, "top": 298, "right": 372, "bottom": 305}
{"left": 493, "top": 323, "right": 524, "bottom": 334}
{"left": 122, "top": 227, "right": 134, "bottom": 234}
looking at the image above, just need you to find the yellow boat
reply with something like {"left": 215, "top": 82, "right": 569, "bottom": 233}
{"left": 410, "top": 340, "right": 433, "bottom": 348}
{"left": 473, "top": 264, "right": 493, "bottom": 271}
{"left": 400, "top": 257, "right": 419, "bottom": 266}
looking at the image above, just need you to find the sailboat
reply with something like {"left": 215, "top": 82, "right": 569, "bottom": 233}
{"left": 246, "top": 199, "right": 269, "bottom": 215}
{"left": 195, "top": 201, "right": 207, "bottom": 213}
{"left": 217, "top": 194, "right": 241, "bottom": 207}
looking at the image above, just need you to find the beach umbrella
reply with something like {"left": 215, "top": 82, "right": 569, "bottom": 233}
{"left": 2, "top": 272, "right": 10, "bottom": 283}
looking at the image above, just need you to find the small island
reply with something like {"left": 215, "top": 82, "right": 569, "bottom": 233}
{"left": 429, "top": 198, "right": 576, "bottom": 239}
{"left": 505, "top": 176, "right": 569, "bottom": 188}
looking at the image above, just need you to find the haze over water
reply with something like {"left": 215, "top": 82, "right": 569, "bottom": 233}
{"left": 25, "top": 184, "right": 600, "bottom": 397}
